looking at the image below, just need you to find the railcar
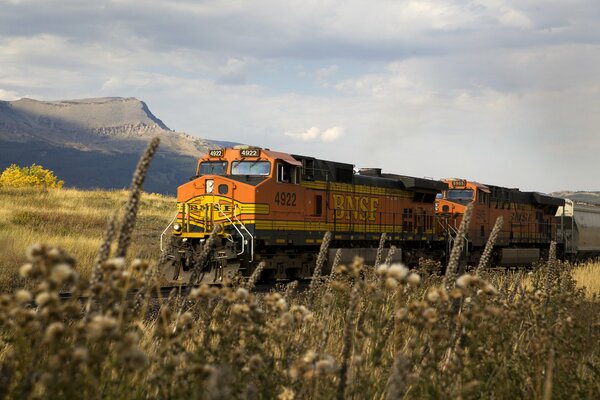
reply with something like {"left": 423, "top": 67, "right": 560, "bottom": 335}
{"left": 435, "top": 178, "right": 565, "bottom": 266}
{"left": 556, "top": 200, "right": 600, "bottom": 260}
{"left": 161, "top": 146, "right": 448, "bottom": 284}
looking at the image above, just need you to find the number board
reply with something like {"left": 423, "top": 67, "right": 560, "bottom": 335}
{"left": 208, "top": 149, "right": 223, "bottom": 157}
{"left": 240, "top": 149, "right": 260, "bottom": 157}
{"left": 452, "top": 179, "right": 466, "bottom": 188}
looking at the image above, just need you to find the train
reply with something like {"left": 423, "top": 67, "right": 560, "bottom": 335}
{"left": 159, "top": 145, "right": 600, "bottom": 284}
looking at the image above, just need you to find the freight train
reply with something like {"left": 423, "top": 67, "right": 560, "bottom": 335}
{"left": 159, "top": 146, "right": 600, "bottom": 284}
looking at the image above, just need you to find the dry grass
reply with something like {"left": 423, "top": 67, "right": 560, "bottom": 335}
{"left": 0, "top": 187, "right": 174, "bottom": 292}
{"left": 573, "top": 261, "right": 600, "bottom": 299}
{"left": 0, "top": 174, "right": 599, "bottom": 398}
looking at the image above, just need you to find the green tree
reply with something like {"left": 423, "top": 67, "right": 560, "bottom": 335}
{"left": 0, "top": 164, "right": 64, "bottom": 188}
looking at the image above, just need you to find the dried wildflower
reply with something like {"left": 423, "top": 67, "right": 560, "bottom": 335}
{"left": 310, "top": 231, "right": 332, "bottom": 291}
{"left": 407, "top": 273, "right": 421, "bottom": 286}
{"left": 26, "top": 243, "right": 43, "bottom": 261}
{"left": 426, "top": 289, "right": 440, "bottom": 303}
{"left": 423, "top": 307, "right": 438, "bottom": 323}
{"left": 278, "top": 387, "right": 295, "bottom": 400}
{"left": 19, "top": 263, "right": 33, "bottom": 278}
{"left": 14, "top": 289, "right": 32, "bottom": 304}
{"left": 35, "top": 292, "right": 52, "bottom": 307}
{"left": 276, "top": 298, "right": 288, "bottom": 312}
{"left": 387, "top": 264, "right": 409, "bottom": 281}
{"left": 236, "top": 287, "right": 249, "bottom": 301}
{"left": 178, "top": 312, "right": 194, "bottom": 326}
{"left": 395, "top": 308, "right": 409, "bottom": 321}
{"left": 315, "top": 356, "right": 336, "bottom": 374}
{"left": 456, "top": 274, "right": 474, "bottom": 289}
{"left": 232, "top": 303, "right": 250, "bottom": 315}
{"left": 121, "top": 347, "right": 148, "bottom": 371}
{"left": 72, "top": 347, "right": 89, "bottom": 364}
{"left": 44, "top": 322, "right": 65, "bottom": 343}
{"left": 482, "top": 283, "right": 498, "bottom": 295}
{"left": 88, "top": 315, "right": 118, "bottom": 339}
{"left": 50, "top": 263, "right": 73, "bottom": 284}
{"left": 376, "top": 264, "right": 388, "bottom": 276}
{"left": 385, "top": 277, "right": 399, "bottom": 290}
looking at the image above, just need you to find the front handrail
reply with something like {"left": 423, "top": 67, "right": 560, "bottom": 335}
{"left": 160, "top": 213, "right": 179, "bottom": 252}
{"left": 216, "top": 203, "right": 245, "bottom": 256}
{"left": 233, "top": 205, "right": 255, "bottom": 262}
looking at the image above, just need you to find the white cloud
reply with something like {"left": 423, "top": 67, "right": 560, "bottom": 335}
{"left": 321, "top": 126, "right": 344, "bottom": 142}
{"left": 0, "top": 89, "right": 19, "bottom": 101}
{"left": 0, "top": 1, "right": 599, "bottom": 192}
{"left": 284, "top": 126, "right": 344, "bottom": 142}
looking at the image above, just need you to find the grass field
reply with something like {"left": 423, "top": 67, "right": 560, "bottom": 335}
{"left": 0, "top": 187, "right": 174, "bottom": 291}
{"left": 0, "top": 186, "right": 599, "bottom": 399}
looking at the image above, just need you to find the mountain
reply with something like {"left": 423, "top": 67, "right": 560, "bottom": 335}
{"left": 0, "top": 97, "right": 221, "bottom": 194}
{"left": 550, "top": 191, "right": 600, "bottom": 205}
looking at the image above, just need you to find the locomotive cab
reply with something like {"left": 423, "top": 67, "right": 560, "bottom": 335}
{"left": 163, "top": 146, "right": 304, "bottom": 284}
{"left": 436, "top": 178, "right": 564, "bottom": 266}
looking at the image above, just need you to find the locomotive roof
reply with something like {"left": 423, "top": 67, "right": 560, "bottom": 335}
{"left": 291, "top": 153, "right": 446, "bottom": 193}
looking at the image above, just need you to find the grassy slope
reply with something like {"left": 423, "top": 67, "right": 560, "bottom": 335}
{"left": 0, "top": 187, "right": 175, "bottom": 291}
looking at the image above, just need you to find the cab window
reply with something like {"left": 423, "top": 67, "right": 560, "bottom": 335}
{"left": 231, "top": 161, "right": 271, "bottom": 176}
{"left": 446, "top": 189, "right": 474, "bottom": 202}
{"left": 277, "top": 163, "right": 300, "bottom": 184}
{"left": 198, "top": 161, "right": 228, "bottom": 176}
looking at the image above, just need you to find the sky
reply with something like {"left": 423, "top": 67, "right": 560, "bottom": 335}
{"left": 1, "top": 0, "right": 599, "bottom": 192}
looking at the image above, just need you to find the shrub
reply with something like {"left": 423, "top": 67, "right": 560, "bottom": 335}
{"left": 0, "top": 164, "right": 64, "bottom": 188}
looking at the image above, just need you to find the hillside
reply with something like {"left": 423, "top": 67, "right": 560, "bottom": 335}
{"left": 0, "top": 97, "right": 220, "bottom": 194}
{"left": 550, "top": 191, "right": 600, "bottom": 205}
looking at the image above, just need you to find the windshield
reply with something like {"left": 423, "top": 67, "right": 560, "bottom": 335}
{"left": 446, "top": 189, "right": 474, "bottom": 201}
{"left": 199, "top": 161, "right": 228, "bottom": 176}
{"left": 231, "top": 161, "right": 271, "bottom": 176}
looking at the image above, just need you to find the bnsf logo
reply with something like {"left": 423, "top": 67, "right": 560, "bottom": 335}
{"left": 332, "top": 194, "right": 379, "bottom": 221}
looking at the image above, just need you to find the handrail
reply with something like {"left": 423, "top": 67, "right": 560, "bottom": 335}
{"left": 233, "top": 205, "right": 255, "bottom": 262}
{"left": 216, "top": 203, "right": 245, "bottom": 256}
{"left": 160, "top": 213, "right": 179, "bottom": 252}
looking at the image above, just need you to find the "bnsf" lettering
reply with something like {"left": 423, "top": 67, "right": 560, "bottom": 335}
{"left": 332, "top": 194, "right": 379, "bottom": 221}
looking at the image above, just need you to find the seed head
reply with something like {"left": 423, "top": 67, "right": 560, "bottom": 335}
{"left": 50, "top": 263, "right": 73, "bottom": 284}
{"left": 278, "top": 387, "right": 295, "bottom": 400}
{"left": 44, "top": 322, "right": 65, "bottom": 343}
{"left": 19, "top": 263, "right": 33, "bottom": 278}
{"left": 376, "top": 264, "right": 388, "bottom": 276}
{"left": 14, "top": 289, "right": 32, "bottom": 304}
{"left": 407, "top": 273, "right": 421, "bottom": 286}
{"left": 302, "top": 350, "right": 318, "bottom": 364}
{"left": 456, "top": 274, "right": 474, "bottom": 289}
{"left": 387, "top": 264, "right": 409, "bottom": 281}
{"left": 395, "top": 308, "right": 409, "bottom": 321}
{"left": 276, "top": 298, "right": 288, "bottom": 312}
{"left": 35, "top": 292, "right": 52, "bottom": 307}
{"left": 482, "top": 283, "right": 498, "bottom": 295}
{"left": 316, "top": 357, "right": 336, "bottom": 374}
{"left": 236, "top": 287, "right": 249, "bottom": 301}
{"left": 426, "top": 289, "right": 440, "bottom": 303}
{"left": 423, "top": 308, "right": 437, "bottom": 323}
{"left": 72, "top": 347, "right": 89, "bottom": 364}
{"left": 88, "top": 315, "right": 118, "bottom": 339}
{"left": 385, "top": 277, "right": 399, "bottom": 290}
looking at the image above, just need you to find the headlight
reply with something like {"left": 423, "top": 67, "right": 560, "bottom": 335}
{"left": 173, "top": 223, "right": 182, "bottom": 232}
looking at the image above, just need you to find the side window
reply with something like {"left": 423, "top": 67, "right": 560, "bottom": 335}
{"left": 277, "top": 163, "right": 299, "bottom": 184}
{"left": 315, "top": 195, "right": 323, "bottom": 216}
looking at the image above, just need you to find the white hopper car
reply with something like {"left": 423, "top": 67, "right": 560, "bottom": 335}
{"left": 556, "top": 199, "right": 600, "bottom": 260}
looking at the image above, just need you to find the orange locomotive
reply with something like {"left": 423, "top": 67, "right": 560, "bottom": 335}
{"left": 436, "top": 178, "right": 564, "bottom": 266}
{"left": 162, "top": 146, "right": 448, "bottom": 284}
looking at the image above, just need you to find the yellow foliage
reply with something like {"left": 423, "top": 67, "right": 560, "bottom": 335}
{"left": 0, "top": 164, "right": 64, "bottom": 188}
